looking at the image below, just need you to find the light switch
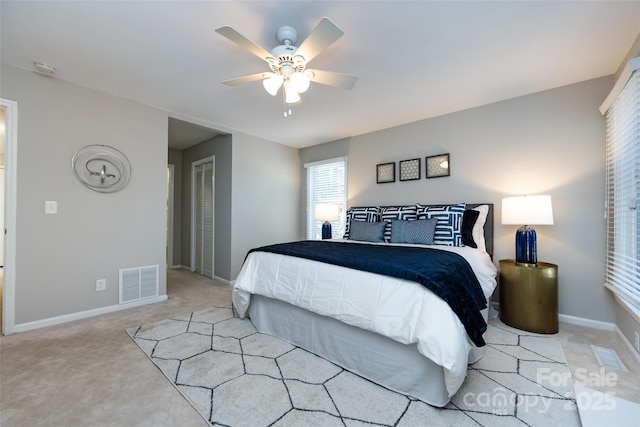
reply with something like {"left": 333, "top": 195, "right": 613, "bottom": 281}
{"left": 45, "top": 201, "right": 57, "bottom": 214}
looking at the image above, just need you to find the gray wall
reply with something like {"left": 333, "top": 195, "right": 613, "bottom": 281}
{"left": 300, "top": 76, "right": 615, "bottom": 324}
{"left": 2, "top": 64, "right": 168, "bottom": 325}
{"left": 231, "top": 132, "right": 300, "bottom": 278}
{"left": 180, "top": 134, "right": 232, "bottom": 280}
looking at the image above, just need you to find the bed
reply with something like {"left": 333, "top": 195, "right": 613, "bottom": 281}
{"left": 233, "top": 203, "right": 497, "bottom": 407}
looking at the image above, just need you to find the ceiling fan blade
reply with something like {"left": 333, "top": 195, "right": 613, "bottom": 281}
{"left": 294, "top": 18, "right": 344, "bottom": 63}
{"left": 221, "top": 72, "right": 271, "bottom": 86}
{"left": 308, "top": 69, "right": 358, "bottom": 89}
{"left": 215, "top": 26, "right": 274, "bottom": 62}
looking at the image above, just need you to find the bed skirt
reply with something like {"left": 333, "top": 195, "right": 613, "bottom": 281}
{"left": 248, "top": 294, "right": 452, "bottom": 407}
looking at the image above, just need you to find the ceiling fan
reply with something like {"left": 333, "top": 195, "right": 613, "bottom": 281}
{"left": 215, "top": 17, "right": 358, "bottom": 111}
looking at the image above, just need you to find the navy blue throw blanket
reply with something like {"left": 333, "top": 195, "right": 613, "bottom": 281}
{"left": 248, "top": 241, "right": 488, "bottom": 347}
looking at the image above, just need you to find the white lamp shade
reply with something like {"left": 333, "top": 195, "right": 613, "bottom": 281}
{"left": 263, "top": 74, "right": 284, "bottom": 96}
{"left": 502, "top": 195, "right": 554, "bottom": 225}
{"left": 315, "top": 203, "right": 340, "bottom": 221}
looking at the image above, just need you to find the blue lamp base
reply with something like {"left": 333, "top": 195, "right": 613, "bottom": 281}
{"left": 515, "top": 225, "right": 537, "bottom": 265}
{"left": 321, "top": 221, "right": 332, "bottom": 239}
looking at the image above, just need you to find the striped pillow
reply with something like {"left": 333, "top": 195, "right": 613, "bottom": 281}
{"left": 343, "top": 207, "right": 380, "bottom": 239}
{"left": 416, "top": 203, "right": 466, "bottom": 246}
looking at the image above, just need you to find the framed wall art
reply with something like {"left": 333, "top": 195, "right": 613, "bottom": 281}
{"left": 399, "top": 158, "right": 421, "bottom": 181}
{"left": 426, "top": 153, "right": 450, "bottom": 178}
{"left": 376, "top": 162, "right": 395, "bottom": 184}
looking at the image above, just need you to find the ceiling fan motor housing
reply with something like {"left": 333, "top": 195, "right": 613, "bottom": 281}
{"left": 269, "top": 44, "right": 305, "bottom": 74}
{"left": 275, "top": 25, "right": 298, "bottom": 45}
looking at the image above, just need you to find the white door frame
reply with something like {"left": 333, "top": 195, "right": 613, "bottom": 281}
{"left": 1, "top": 98, "right": 18, "bottom": 335}
{"left": 190, "top": 156, "right": 214, "bottom": 277}
{"left": 166, "top": 164, "right": 175, "bottom": 268}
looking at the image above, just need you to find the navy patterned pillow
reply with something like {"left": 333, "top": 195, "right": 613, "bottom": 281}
{"left": 348, "top": 220, "right": 386, "bottom": 243}
{"left": 390, "top": 218, "right": 437, "bottom": 245}
{"left": 416, "top": 203, "right": 467, "bottom": 246}
{"left": 344, "top": 207, "right": 380, "bottom": 239}
{"left": 379, "top": 205, "right": 418, "bottom": 242}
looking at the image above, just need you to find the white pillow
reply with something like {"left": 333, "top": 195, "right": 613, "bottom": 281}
{"left": 471, "top": 205, "right": 489, "bottom": 253}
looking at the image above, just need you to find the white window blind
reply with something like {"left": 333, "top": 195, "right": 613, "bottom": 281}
{"left": 305, "top": 157, "right": 347, "bottom": 240}
{"left": 602, "top": 57, "right": 640, "bottom": 310}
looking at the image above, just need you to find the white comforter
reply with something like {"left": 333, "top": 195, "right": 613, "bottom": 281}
{"left": 232, "top": 240, "right": 497, "bottom": 397}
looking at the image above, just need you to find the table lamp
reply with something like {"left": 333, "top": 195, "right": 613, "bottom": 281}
{"left": 315, "top": 203, "right": 340, "bottom": 239}
{"left": 501, "top": 195, "right": 554, "bottom": 266}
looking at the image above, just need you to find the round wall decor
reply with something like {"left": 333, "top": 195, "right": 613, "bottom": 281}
{"left": 72, "top": 145, "right": 131, "bottom": 193}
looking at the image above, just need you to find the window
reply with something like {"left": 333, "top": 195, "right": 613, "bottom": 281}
{"left": 305, "top": 157, "right": 347, "bottom": 240}
{"left": 602, "top": 57, "right": 640, "bottom": 309}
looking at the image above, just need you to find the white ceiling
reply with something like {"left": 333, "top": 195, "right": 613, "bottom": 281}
{"left": 2, "top": 1, "right": 640, "bottom": 149}
{"left": 168, "top": 117, "right": 225, "bottom": 151}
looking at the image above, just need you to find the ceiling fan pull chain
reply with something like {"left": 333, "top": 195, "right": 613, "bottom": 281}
{"left": 282, "top": 90, "right": 291, "bottom": 118}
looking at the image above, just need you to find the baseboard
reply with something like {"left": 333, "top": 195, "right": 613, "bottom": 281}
{"left": 486, "top": 301, "right": 615, "bottom": 332}
{"left": 213, "top": 275, "right": 231, "bottom": 286}
{"left": 558, "top": 313, "right": 615, "bottom": 331}
{"left": 168, "top": 264, "right": 182, "bottom": 270}
{"left": 554, "top": 312, "right": 639, "bottom": 362}
{"left": 614, "top": 325, "right": 640, "bottom": 364}
{"left": 13, "top": 295, "right": 168, "bottom": 334}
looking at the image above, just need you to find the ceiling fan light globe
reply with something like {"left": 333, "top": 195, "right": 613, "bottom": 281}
{"left": 263, "top": 74, "right": 283, "bottom": 96}
{"left": 290, "top": 71, "right": 311, "bottom": 93}
{"left": 284, "top": 82, "right": 301, "bottom": 104}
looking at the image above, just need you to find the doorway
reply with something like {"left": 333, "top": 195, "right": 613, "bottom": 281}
{"left": 1, "top": 98, "right": 17, "bottom": 335}
{"left": 0, "top": 108, "right": 4, "bottom": 332}
{"left": 166, "top": 165, "right": 174, "bottom": 268}
{"left": 191, "top": 157, "right": 214, "bottom": 278}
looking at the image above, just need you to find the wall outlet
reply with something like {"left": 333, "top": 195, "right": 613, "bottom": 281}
{"left": 635, "top": 331, "right": 639, "bottom": 352}
{"left": 96, "top": 279, "right": 106, "bottom": 292}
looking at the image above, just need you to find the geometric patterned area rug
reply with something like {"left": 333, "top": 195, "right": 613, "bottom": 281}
{"left": 126, "top": 306, "right": 581, "bottom": 427}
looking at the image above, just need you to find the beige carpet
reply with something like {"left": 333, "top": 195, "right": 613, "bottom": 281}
{"left": 127, "top": 306, "right": 580, "bottom": 426}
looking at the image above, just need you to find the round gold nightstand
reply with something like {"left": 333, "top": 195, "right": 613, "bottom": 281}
{"left": 499, "top": 259, "right": 558, "bottom": 334}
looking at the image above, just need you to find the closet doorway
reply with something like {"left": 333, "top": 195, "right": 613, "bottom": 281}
{"left": 1, "top": 98, "right": 17, "bottom": 335}
{"left": 191, "top": 157, "right": 214, "bottom": 278}
{"left": 0, "top": 107, "right": 4, "bottom": 333}
{"left": 166, "top": 165, "right": 174, "bottom": 268}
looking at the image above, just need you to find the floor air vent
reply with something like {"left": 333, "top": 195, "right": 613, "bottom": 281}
{"left": 591, "top": 345, "right": 627, "bottom": 371}
{"left": 119, "top": 265, "right": 159, "bottom": 304}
